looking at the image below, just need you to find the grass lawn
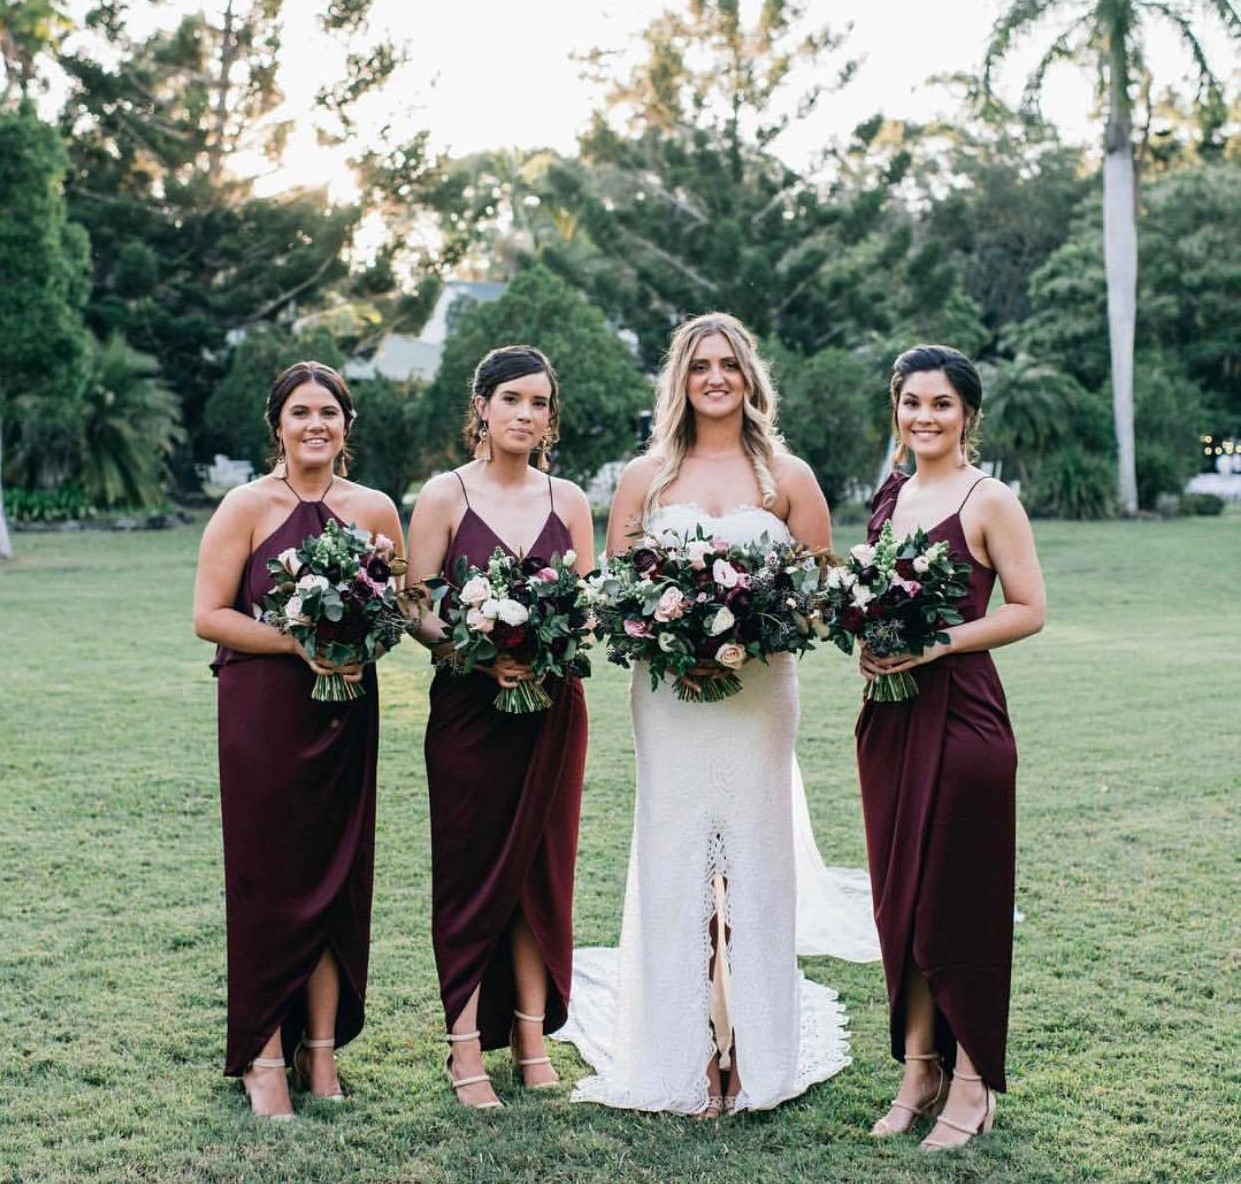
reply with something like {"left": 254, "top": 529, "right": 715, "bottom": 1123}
{"left": 1, "top": 511, "right": 1237, "bottom": 1183}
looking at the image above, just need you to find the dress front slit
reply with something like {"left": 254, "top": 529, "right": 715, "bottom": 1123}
{"left": 424, "top": 482, "right": 587, "bottom": 1048}
{"left": 213, "top": 498, "right": 378, "bottom": 1075}
{"left": 856, "top": 470, "right": 1016, "bottom": 1092}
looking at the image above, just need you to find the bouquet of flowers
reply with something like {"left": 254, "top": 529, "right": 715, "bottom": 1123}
{"left": 428, "top": 547, "right": 594, "bottom": 713}
{"left": 817, "top": 519, "right": 972, "bottom": 702}
{"left": 261, "top": 519, "right": 416, "bottom": 702}
{"left": 595, "top": 527, "right": 825, "bottom": 703}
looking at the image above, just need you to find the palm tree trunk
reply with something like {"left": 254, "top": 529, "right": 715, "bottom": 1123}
{"left": 1103, "top": 54, "right": 1139, "bottom": 516}
{"left": 0, "top": 417, "right": 13, "bottom": 561}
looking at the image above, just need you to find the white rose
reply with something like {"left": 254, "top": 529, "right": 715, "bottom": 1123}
{"left": 496, "top": 598, "right": 529, "bottom": 626}
{"left": 297, "top": 573, "right": 330, "bottom": 593}
{"left": 685, "top": 540, "right": 714, "bottom": 569}
{"left": 466, "top": 607, "right": 494, "bottom": 634}
{"left": 275, "top": 546, "right": 301, "bottom": 576}
{"left": 712, "top": 558, "right": 739, "bottom": 588}
{"left": 912, "top": 555, "right": 931, "bottom": 574}
{"left": 850, "top": 543, "right": 876, "bottom": 566}
{"left": 561, "top": 549, "right": 576, "bottom": 567}
{"left": 284, "top": 594, "right": 309, "bottom": 625}
{"left": 480, "top": 597, "right": 501, "bottom": 620}
{"left": 709, "top": 606, "right": 735, "bottom": 636}
{"left": 851, "top": 584, "right": 875, "bottom": 607}
{"left": 460, "top": 575, "right": 492, "bottom": 606}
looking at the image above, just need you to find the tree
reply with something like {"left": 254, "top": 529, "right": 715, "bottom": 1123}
{"left": 0, "top": 101, "right": 91, "bottom": 559}
{"left": 766, "top": 343, "right": 886, "bottom": 505}
{"left": 1005, "top": 162, "right": 1238, "bottom": 509}
{"left": 51, "top": 1, "right": 422, "bottom": 476}
{"left": 77, "top": 335, "right": 184, "bottom": 508}
{"left": 419, "top": 266, "right": 650, "bottom": 485}
{"left": 984, "top": 0, "right": 1240, "bottom": 515}
{"left": 0, "top": 0, "right": 71, "bottom": 101}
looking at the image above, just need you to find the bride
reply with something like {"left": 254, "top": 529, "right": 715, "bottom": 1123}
{"left": 557, "top": 312, "right": 878, "bottom": 1116}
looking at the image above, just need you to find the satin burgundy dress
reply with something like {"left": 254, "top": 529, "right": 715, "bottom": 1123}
{"left": 425, "top": 475, "right": 588, "bottom": 1049}
{"left": 212, "top": 495, "right": 378, "bottom": 1076}
{"left": 856, "top": 470, "right": 1017, "bottom": 1093}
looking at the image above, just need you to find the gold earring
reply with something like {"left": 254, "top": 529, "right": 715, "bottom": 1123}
{"left": 478, "top": 421, "right": 492, "bottom": 461}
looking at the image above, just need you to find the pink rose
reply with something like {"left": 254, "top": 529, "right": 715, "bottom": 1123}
{"left": 653, "top": 587, "right": 687, "bottom": 622}
{"left": 623, "top": 617, "right": 653, "bottom": 638}
{"left": 712, "top": 558, "right": 739, "bottom": 588}
{"left": 537, "top": 567, "right": 558, "bottom": 583}
{"left": 714, "top": 642, "right": 747, "bottom": 669}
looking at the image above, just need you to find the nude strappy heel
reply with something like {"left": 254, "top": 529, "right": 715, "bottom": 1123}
{"left": 444, "top": 1030, "right": 503, "bottom": 1110}
{"left": 242, "top": 1056, "right": 294, "bottom": 1121}
{"left": 509, "top": 1009, "right": 559, "bottom": 1089}
{"left": 920, "top": 1068, "right": 995, "bottom": 1151}
{"left": 292, "top": 1035, "right": 346, "bottom": 1101}
{"left": 870, "top": 1051, "right": 947, "bottom": 1137}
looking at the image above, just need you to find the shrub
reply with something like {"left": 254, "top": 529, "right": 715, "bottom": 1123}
{"left": 1025, "top": 444, "right": 1116, "bottom": 519}
{"left": 6, "top": 483, "right": 98, "bottom": 523}
{"left": 1179, "top": 492, "right": 1225, "bottom": 516}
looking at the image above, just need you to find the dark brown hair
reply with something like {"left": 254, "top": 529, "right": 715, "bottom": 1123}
{"left": 265, "top": 361, "right": 357, "bottom": 475}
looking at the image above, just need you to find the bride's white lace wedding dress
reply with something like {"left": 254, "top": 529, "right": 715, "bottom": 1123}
{"left": 555, "top": 504, "right": 880, "bottom": 1114}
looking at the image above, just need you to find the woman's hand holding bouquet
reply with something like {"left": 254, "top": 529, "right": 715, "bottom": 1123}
{"left": 428, "top": 548, "right": 594, "bottom": 713}
{"left": 595, "top": 527, "right": 826, "bottom": 703}
{"left": 817, "top": 520, "right": 972, "bottom": 701}
{"left": 261, "top": 519, "right": 418, "bottom": 701}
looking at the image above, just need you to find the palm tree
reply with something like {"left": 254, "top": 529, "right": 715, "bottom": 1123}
{"left": 984, "top": 0, "right": 1239, "bottom": 516}
{"left": 78, "top": 336, "right": 184, "bottom": 509}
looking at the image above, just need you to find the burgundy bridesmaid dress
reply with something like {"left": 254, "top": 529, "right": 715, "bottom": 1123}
{"left": 855, "top": 470, "right": 1017, "bottom": 1093}
{"left": 425, "top": 477, "right": 588, "bottom": 1049}
{"left": 212, "top": 497, "right": 378, "bottom": 1076}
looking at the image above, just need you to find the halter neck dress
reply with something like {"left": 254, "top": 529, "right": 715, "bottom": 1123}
{"left": 855, "top": 469, "right": 1017, "bottom": 1092}
{"left": 423, "top": 474, "right": 588, "bottom": 1048}
{"left": 211, "top": 493, "right": 379, "bottom": 1075}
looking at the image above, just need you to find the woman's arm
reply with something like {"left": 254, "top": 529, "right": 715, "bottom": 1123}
{"left": 861, "top": 482, "right": 1045, "bottom": 676}
{"left": 404, "top": 474, "right": 457, "bottom": 649}
{"left": 779, "top": 455, "right": 832, "bottom": 553}
{"left": 605, "top": 456, "right": 657, "bottom": 558}
{"left": 192, "top": 487, "right": 299, "bottom": 657}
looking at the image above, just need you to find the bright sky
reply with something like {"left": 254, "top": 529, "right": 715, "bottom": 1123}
{"left": 61, "top": 0, "right": 1235, "bottom": 200}
{"left": 272, "top": 0, "right": 1101, "bottom": 189}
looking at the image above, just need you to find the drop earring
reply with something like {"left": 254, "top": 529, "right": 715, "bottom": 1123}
{"left": 478, "top": 420, "right": 492, "bottom": 462}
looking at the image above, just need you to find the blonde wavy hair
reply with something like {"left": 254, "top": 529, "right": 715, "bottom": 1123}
{"left": 642, "top": 312, "right": 786, "bottom": 523}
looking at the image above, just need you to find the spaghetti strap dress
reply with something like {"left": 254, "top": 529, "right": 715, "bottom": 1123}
{"left": 855, "top": 470, "right": 1016, "bottom": 1092}
{"left": 424, "top": 476, "right": 588, "bottom": 1048}
{"left": 212, "top": 496, "right": 379, "bottom": 1075}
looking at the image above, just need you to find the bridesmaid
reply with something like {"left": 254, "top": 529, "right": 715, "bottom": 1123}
{"left": 856, "top": 345, "right": 1045, "bottom": 1150}
{"left": 407, "top": 345, "right": 594, "bottom": 1110}
{"left": 193, "top": 361, "right": 402, "bottom": 1118}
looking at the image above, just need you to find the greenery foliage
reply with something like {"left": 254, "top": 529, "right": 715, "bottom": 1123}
{"left": 77, "top": 335, "right": 185, "bottom": 509}
{"left": 0, "top": 100, "right": 91, "bottom": 490}
{"left": 348, "top": 375, "right": 425, "bottom": 505}
{"left": 1, "top": 0, "right": 1237, "bottom": 522}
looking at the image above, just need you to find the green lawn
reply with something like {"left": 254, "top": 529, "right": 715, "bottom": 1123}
{"left": 1, "top": 512, "right": 1237, "bottom": 1183}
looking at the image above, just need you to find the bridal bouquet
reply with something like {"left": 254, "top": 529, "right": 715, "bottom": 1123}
{"left": 817, "top": 520, "right": 972, "bottom": 702}
{"left": 428, "top": 547, "right": 594, "bottom": 713}
{"left": 595, "top": 527, "right": 826, "bottom": 703}
{"left": 261, "top": 519, "right": 416, "bottom": 702}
